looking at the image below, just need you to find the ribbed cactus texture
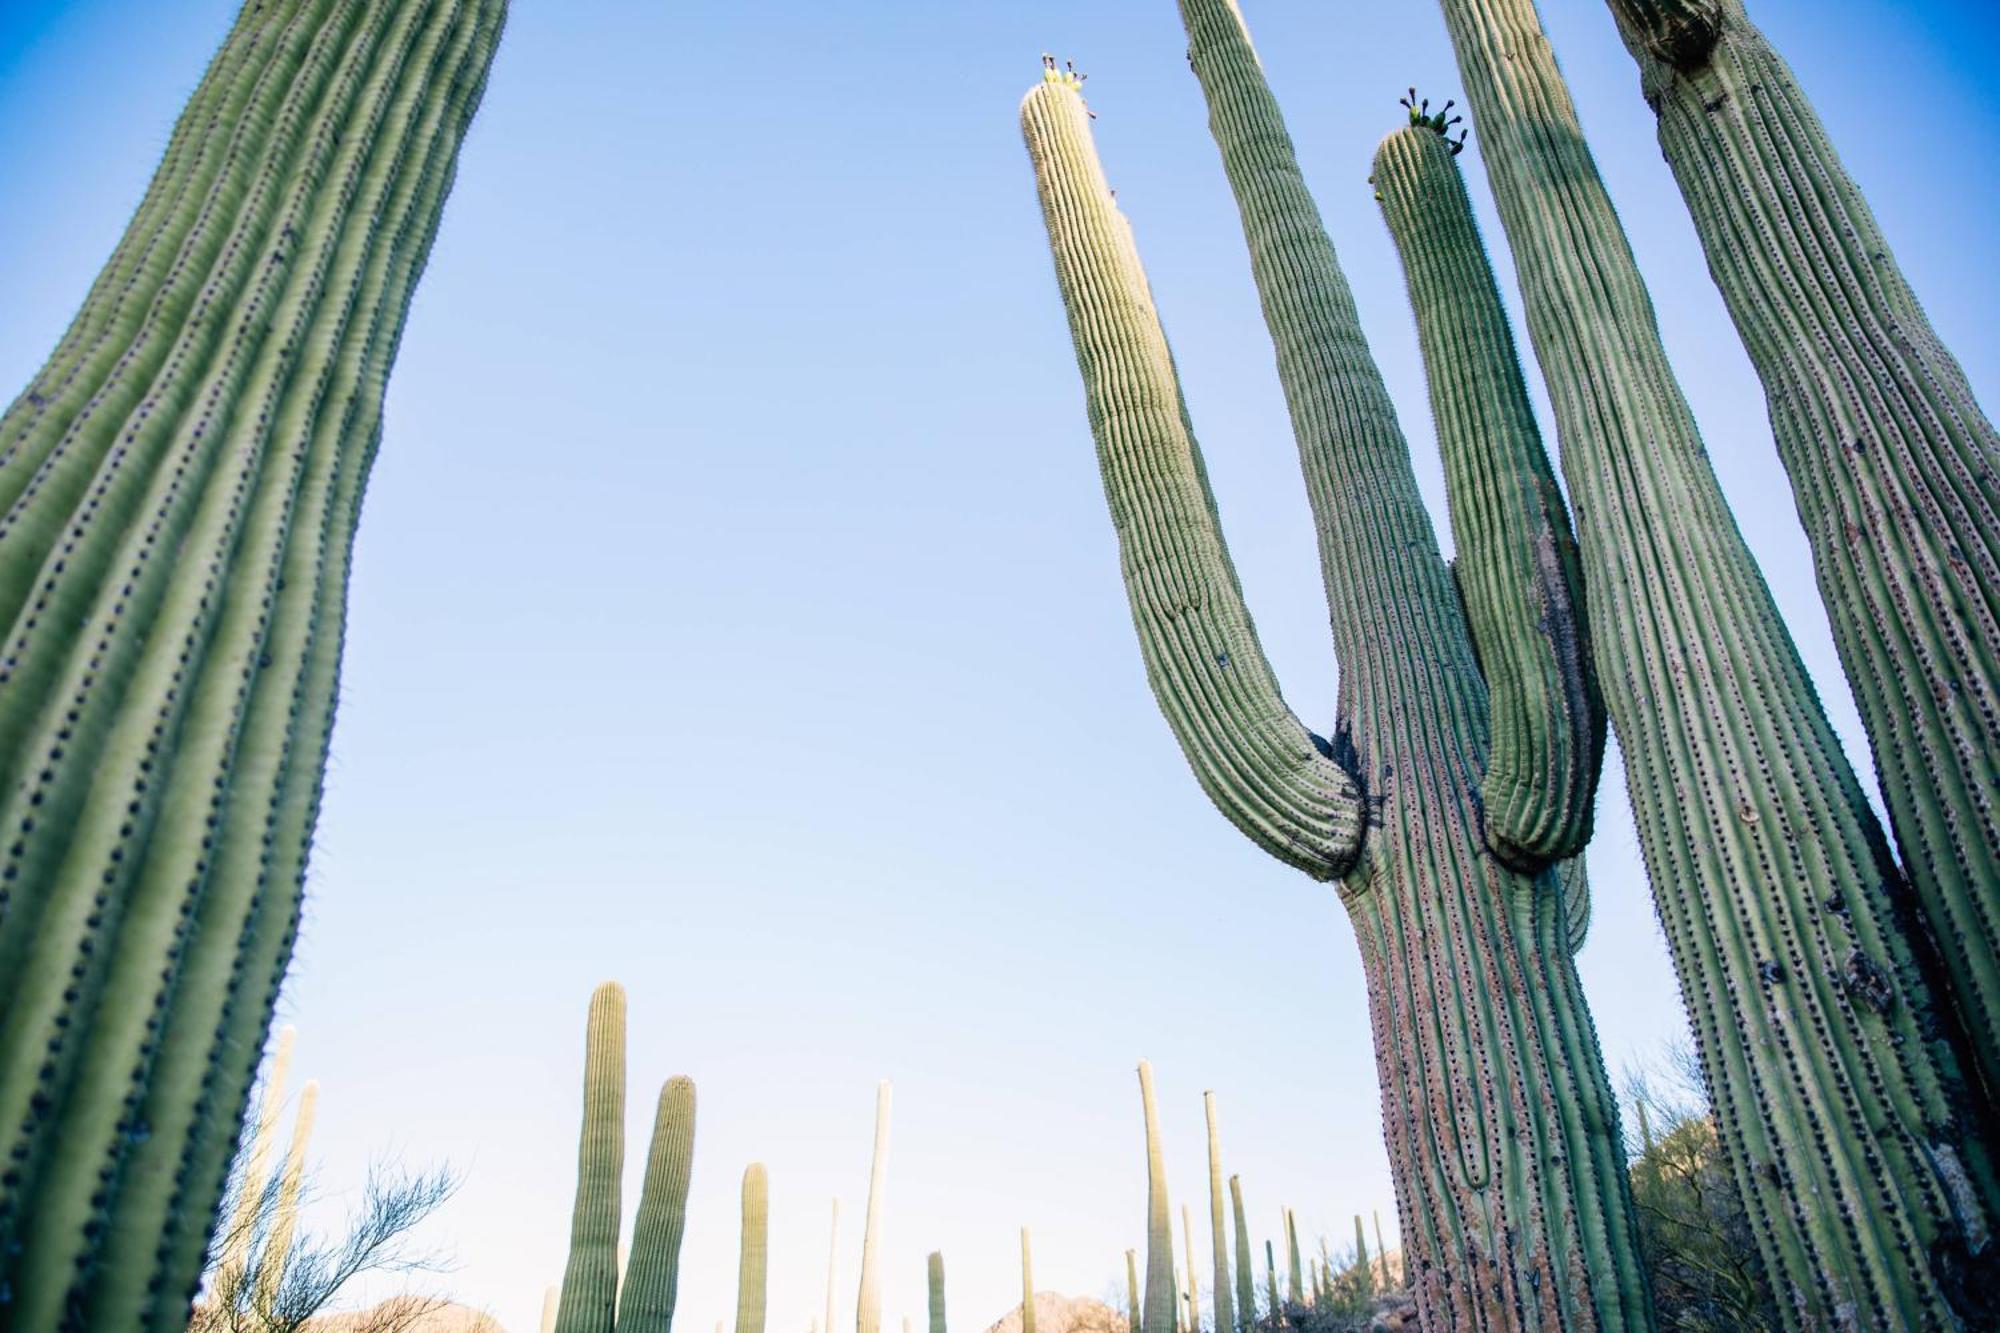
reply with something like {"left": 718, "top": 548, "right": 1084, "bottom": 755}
{"left": 1283, "top": 1211, "right": 1301, "bottom": 1309}
{"left": 1025, "top": 2, "right": 1645, "bottom": 1323}
{"left": 856, "top": 1081, "right": 891, "bottom": 1333}
{"left": 928, "top": 1251, "right": 947, "bottom": 1333}
{"left": 734, "top": 1165, "right": 769, "bottom": 1333}
{"left": 1134, "top": 1064, "right": 1177, "bottom": 1333}
{"left": 1180, "top": 1205, "right": 1200, "bottom": 1332}
{"left": 1227, "top": 1178, "right": 1253, "bottom": 1328}
{"left": 557, "top": 984, "right": 629, "bottom": 1333}
{"left": 0, "top": 2, "right": 501, "bottom": 1322}
{"left": 1201, "top": 1094, "right": 1234, "bottom": 1333}
{"left": 1020, "top": 1228, "right": 1037, "bottom": 1333}
{"left": 1430, "top": 0, "right": 2000, "bottom": 1324}
{"left": 1607, "top": 0, "right": 2000, "bottom": 1109}
{"left": 617, "top": 1077, "right": 698, "bottom": 1333}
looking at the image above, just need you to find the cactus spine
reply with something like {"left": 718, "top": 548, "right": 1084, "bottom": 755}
{"left": 1227, "top": 1178, "right": 1253, "bottom": 1329}
{"left": 1136, "top": 1063, "right": 1177, "bottom": 1333}
{"left": 1024, "top": 6, "right": 1647, "bottom": 1321}
{"left": 551, "top": 985, "right": 698, "bottom": 1333}
{"left": 928, "top": 1251, "right": 947, "bottom": 1333}
{"left": 0, "top": 2, "right": 502, "bottom": 1320}
{"left": 735, "top": 1165, "right": 770, "bottom": 1333}
{"left": 1020, "top": 1228, "right": 1037, "bottom": 1333}
{"left": 856, "top": 1081, "right": 891, "bottom": 1333}
{"left": 1426, "top": 0, "right": 2000, "bottom": 1323}
{"left": 1202, "top": 1094, "right": 1234, "bottom": 1333}
{"left": 1606, "top": 0, "right": 2000, "bottom": 1109}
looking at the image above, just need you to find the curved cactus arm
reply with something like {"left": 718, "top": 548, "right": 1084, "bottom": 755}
{"left": 1433, "top": 0, "right": 2000, "bottom": 1320}
{"left": 1226, "top": 1178, "right": 1253, "bottom": 1329}
{"left": 1019, "top": 77, "right": 1364, "bottom": 881}
{"left": 615, "top": 1076, "right": 699, "bottom": 1333}
{"left": 1201, "top": 1093, "right": 1235, "bottom": 1333}
{"left": 1608, "top": 0, "right": 2000, "bottom": 1107}
{"left": 1135, "top": 1063, "right": 1177, "bottom": 1333}
{"left": 1371, "top": 123, "right": 1604, "bottom": 870}
{"left": 928, "top": 1251, "right": 947, "bottom": 1333}
{"left": 555, "top": 984, "right": 629, "bottom": 1333}
{"left": 734, "top": 1164, "right": 770, "bottom": 1333}
{"left": 855, "top": 1081, "right": 891, "bottom": 1333}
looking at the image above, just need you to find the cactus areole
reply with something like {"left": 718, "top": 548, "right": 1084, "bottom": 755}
{"left": 1023, "top": 0, "right": 1646, "bottom": 1322}
{"left": 0, "top": 1, "right": 504, "bottom": 1323}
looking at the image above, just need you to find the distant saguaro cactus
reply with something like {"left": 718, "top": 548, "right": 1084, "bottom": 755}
{"left": 1020, "top": 1228, "right": 1037, "bottom": 1333}
{"left": 1605, "top": 0, "right": 2000, "bottom": 1111}
{"left": 1136, "top": 1063, "right": 1177, "bottom": 1333}
{"left": 1227, "top": 1178, "right": 1254, "bottom": 1330}
{"left": 929, "top": 1251, "right": 947, "bottom": 1333}
{"left": 0, "top": 2, "right": 504, "bottom": 1322}
{"left": 1425, "top": 0, "right": 2000, "bottom": 1322}
{"left": 1021, "top": 3, "right": 1645, "bottom": 1321}
{"left": 1283, "top": 1212, "right": 1301, "bottom": 1310}
{"left": 1181, "top": 1205, "right": 1201, "bottom": 1332}
{"left": 1203, "top": 1094, "right": 1235, "bottom": 1333}
{"left": 735, "top": 1165, "right": 769, "bottom": 1333}
{"left": 1125, "top": 1249, "right": 1140, "bottom": 1333}
{"left": 856, "top": 1081, "right": 892, "bottom": 1333}
{"left": 552, "top": 984, "right": 698, "bottom": 1333}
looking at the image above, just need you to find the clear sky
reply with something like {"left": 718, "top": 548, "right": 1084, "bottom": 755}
{"left": 2, "top": 1, "right": 1995, "bottom": 1330}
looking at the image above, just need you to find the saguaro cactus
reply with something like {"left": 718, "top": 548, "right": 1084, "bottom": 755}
{"left": 553, "top": 984, "right": 699, "bottom": 1333}
{"left": 1024, "top": 3, "right": 1649, "bottom": 1321}
{"left": 856, "top": 1081, "right": 891, "bottom": 1333}
{"left": 1020, "top": 1228, "right": 1037, "bottom": 1333}
{"left": 1283, "top": 1212, "right": 1301, "bottom": 1311}
{"left": 1125, "top": 1249, "right": 1140, "bottom": 1333}
{"left": 1425, "top": 0, "right": 2000, "bottom": 1323}
{"left": 1136, "top": 1063, "right": 1177, "bottom": 1333}
{"left": 255, "top": 1078, "right": 319, "bottom": 1310}
{"left": 1263, "top": 1243, "right": 1278, "bottom": 1326}
{"left": 928, "top": 1251, "right": 947, "bottom": 1333}
{"left": 1202, "top": 1094, "right": 1235, "bottom": 1333}
{"left": 1227, "top": 1178, "right": 1253, "bottom": 1329}
{"left": 0, "top": 1, "right": 503, "bottom": 1322}
{"left": 1604, "top": 0, "right": 2000, "bottom": 1106}
{"left": 215, "top": 1025, "right": 297, "bottom": 1295}
{"left": 1181, "top": 1205, "right": 1201, "bottom": 1332}
{"left": 735, "top": 1165, "right": 769, "bottom": 1333}
{"left": 1351, "top": 1217, "right": 1372, "bottom": 1301}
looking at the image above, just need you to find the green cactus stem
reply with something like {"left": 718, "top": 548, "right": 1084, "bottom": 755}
{"left": 1227, "top": 1178, "right": 1253, "bottom": 1330}
{"left": 1021, "top": 1228, "right": 1037, "bottom": 1333}
{"left": 1606, "top": 0, "right": 2000, "bottom": 1114}
{"left": 1125, "top": 1249, "right": 1141, "bottom": 1333}
{"left": 0, "top": 0, "right": 503, "bottom": 1321}
{"left": 1181, "top": 1205, "right": 1201, "bottom": 1332}
{"left": 1136, "top": 1063, "right": 1176, "bottom": 1333}
{"left": 735, "top": 1165, "right": 770, "bottom": 1333}
{"left": 617, "top": 1077, "right": 698, "bottom": 1333}
{"left": 1263, "top": 1242, "right": 1278, "bottom": 1326}
{"left": 1352, "top": 1217, "right": 1373, "bottom": 1300}
{"left": 1373, "top": 1213, "right": 1390, "bottom": 1289}
{"left": 1024, "top": 6, "right": 1648, "bottom": 1322}
{"left": 856, "top": 1081, "right": 891, "bottom": 1333}
{"left": 1283, "top": 1212, "right": 1301, "bottom": 1309}
{"left": 1428, "top": 0, "right": 2000, "bottom": 1322}
{"left": 929, "top": 1251, "right": 947, "bottom": 1333}
{"left": 1202, "top": 1094, "right": 1234, "bottom": 1333}
{"left": 556, "top": 985, "right": 630, "bottom": 1333}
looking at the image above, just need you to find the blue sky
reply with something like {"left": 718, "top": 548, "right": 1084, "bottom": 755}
{"left": 1, "top": 1, "right": 1995, "bottom": 1330}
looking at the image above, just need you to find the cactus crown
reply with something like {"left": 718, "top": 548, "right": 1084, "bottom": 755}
{"left": 1400, "top": 88, "right": 1467, "bottom": 154}
{"left": 1040, "top": 54, "right": 1087, "bottom": 93}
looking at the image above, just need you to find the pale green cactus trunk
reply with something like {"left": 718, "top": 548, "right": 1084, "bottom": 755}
{"left": 1227, "top": 1178, "right": 1254, "bottom": 1328}
{"left": 1263, "top": 1242, "right": 1278, "bottom": 1326}
{"left": 551, "top": 985, "right": 698, "bottom": 1333}
{"left": 1136, "top": 1063, "right": 1177, "bottom": 1333}
{"left": 1283, "top": 1212, "right": 1301, "bottom": 1311}
{"left": 0, "top": 2, "right": 502, "bottom": 1322}
{"left": 1126, "top": 1249, "right": 1141, "bottom": 1333}
{"left": 1427, "top": 0, "right": 1999, "bottom": 1324}
{"left": 735, "top": 1165, "right": 770, "bottom": 1333}
{"left": 1181, "top": 1205, "right": 1201, "bottom": 1332}
{"left": 1202, "top": 1094, "right": 1235, "bottom": 1333}
{"left": 1352, "top": 1217, "right": 1373, "bottom": 1300}
{"left": 1021, "top": 1228, "right": 1036, "bottom": 1333}
{"left": 1024, "top": 2, "right": 1647, "bottom": 1322}
{"left": 856, "top": 1081, "right": 891, "bottom": 1333}
{"left": 928, "top": 1251, "right": 947, "bottom": 1333}
{"left": 1605, "top": 0, "right": 2000, "bottom": 1113}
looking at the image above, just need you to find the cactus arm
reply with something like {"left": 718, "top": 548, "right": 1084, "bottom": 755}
{"left": 855, "top": 1081, "right": 891, "bottom": 1333}
{"left": 1227, "top": 1178, "right": 1253, "bottom": 1330}
{"left": 1557, "top": 856, "right": 1591, "bottom": 955}
{"left": 1020, "top": 1228, "right": 1036, "bottom": 1333}
{"left": 1370, "top": 124, "right": 1605, "bottom": 869}
{"left": 734, "top": 1164, "right": 770, "bottom": 1333}
{"left": 1201, "top": 1094, "right": 1235, "bottom": 1333}
{"left": 615, "top": 1077, "right": 699, "bottom": 1333}
{"left": 555, "top": 984, "right": 628, "bottom": 1333}
{"left": 1018, "top": 80, "right": 1365, "bottom": 881}
{"left": 1608, "top": 0, "right": 2000, "bottom": 1107}
{"left": 1136, "top": 1062, "right": 1177, "bottom": 1333}
{"left": 1433, "top": 0, "right": 2000, "bottom": 1321}
{"left": 928, "top": 1251, "right": 947, "bottom": 1333}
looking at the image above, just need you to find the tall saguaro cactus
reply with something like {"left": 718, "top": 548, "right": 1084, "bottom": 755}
{"left": 1020, "top": 1228, "right": 1037, "bottom": 1333}
{"left": 1024, "top": 1, "right": 1645, "bottom": 1321}
{"left": 928, "top": 1251, "right": 947, "bottom": 1333}
{"left": 1227, "top": 1178, "right": 1253, "bottom": 1329}
{"left": 1136, "top": 1063, "right": 1177, "bottom": 1333}
{"left": 1181, "top": 1205, "right": 1201, "bottom": 1333}
{"left": 553, "top": 984, "right": 699, "bottom": 1333}
{"left": 1426, "top": 0, "right": 2000, "bottom": 1323}
{"left": 1604, "top": 0, "right": 2000, "bottom": 1106}
{"left": 0, "top": 1, "right": 503, "bottom": 1321}
{"left": 1202, "top": 1094, "right": 1235, "bottom": 1333}
{"left": 1125, "top": 1249, "right": 1141, "bottom": 1333}
{"left": 856, "top": 1081, "right": 891, "bottom": 1333}
{"left": 735, "top": 1165, "right": 769, "bottom": 1333}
